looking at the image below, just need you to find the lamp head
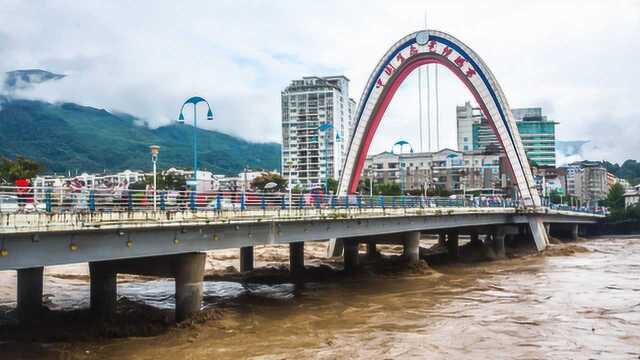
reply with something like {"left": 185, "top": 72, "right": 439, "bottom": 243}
{"left": 206, "top": 108, "right": 214, "bottom": 120}
{"left": 150, "top": 145, "right": 160, "bottom": 156}
{"left": 177, "top": 112, "right": 185, "bottom": 123}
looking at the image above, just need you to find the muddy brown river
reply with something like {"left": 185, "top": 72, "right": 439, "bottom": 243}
{"left": 1, "top": 236, "right": 639, "bottom": 359}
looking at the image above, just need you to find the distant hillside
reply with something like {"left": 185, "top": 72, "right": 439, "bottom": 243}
{"left": 0, "top": 97, "right": 281, "bottom": 175}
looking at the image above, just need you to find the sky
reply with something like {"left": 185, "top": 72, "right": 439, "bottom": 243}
{"left": 1, "top": 0, "right": 639, "bottom": 164}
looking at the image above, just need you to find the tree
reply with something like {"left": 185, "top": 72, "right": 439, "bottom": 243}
{"left": 604, "top": 183, "right": 626, "bottom": 221}
{"left": 143, "top": 172, "right": 187, "bottom": 190}
{"left": 251, "top": 172, "right": 286, "bottom": 191}
{"left": 0, "top": 155, "right": 44, "bottom": 184}
{"left": 327, "top": 178, "right": 338, "bottom": 193}
{"left": 604, "top": 183, "right": 625, "bottom": 210}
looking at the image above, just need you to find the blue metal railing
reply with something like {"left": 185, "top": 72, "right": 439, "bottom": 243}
{"left": 0, "top": 186, "right": 607, "bottom": 215}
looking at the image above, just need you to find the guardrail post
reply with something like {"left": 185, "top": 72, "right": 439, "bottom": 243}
{"left": 344, "top": 195, "right": 349, "bottom": 209}
{"left": 45, "top": 188, "right": 52, "bottom": 212}
{"left": 189, "top": 191, "right": 196, "bottom": 210}
{"left": 330, "top": 195, "right": 336, "bottom": 209}
{"left": 260, "top": 194, "right": 266, "bottom": 210}
{"left": 357, "top": 195, "right": 362, "bottom": 209}
{"left": 379, "top": 195, "right": 385, "bottom": 209}
{"left": 212, "top": 193, "right": 219, "bottom": 211}
{"left": 297, "top": 194, "right": 304, "bottom": 209}
{"left": 127, "top": 192, "right": 133, "bottom": 211}
{"left": 240, "top": 193, "right": 246, "bottom": 211}
{"left": 314, "top": 194, "right": 321, "bottom": 209}
{"left": 89, "top": 190, "right": 95, "bottom": 212}
{"left": 391, "top": 196, "right": 396, "bottom": 209}
{"left": 280, "top": 194, "right": 286, "bottom": 210}
{"left": 160, "top": 191, "right": 166, "bottom": 210}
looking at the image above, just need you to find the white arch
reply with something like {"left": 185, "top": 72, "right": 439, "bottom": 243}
{"left": 338, "top": 30, "right": 540, "bottom": 208}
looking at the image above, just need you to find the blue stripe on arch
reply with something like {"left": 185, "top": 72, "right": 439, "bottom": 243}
{"left": 351, "top": 34, "right": 527, "bottom": 190}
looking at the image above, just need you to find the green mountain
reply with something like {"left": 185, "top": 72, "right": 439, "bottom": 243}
{"left": 0, "top": 97, "right": 281, "bottom": 175}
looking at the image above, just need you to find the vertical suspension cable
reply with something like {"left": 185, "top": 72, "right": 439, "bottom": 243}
{"left": 418, "top": 67, "right": 423, "bottom": 152}
{"left": 435, "top": 63, "right": 440, "bottom": 150}
{"left": 426, "top": 64, "right": 431, "bottom": 152}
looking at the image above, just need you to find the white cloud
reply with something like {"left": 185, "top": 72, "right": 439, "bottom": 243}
{"left": 0, "top": 0, "right": 638, "bottom": 162}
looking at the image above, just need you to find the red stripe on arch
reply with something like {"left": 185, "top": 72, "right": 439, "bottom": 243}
{"left": 347, "top": 55, "right": 520, "bottom": 197}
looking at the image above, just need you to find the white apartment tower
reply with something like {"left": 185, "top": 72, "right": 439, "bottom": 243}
{"left": 281, "top": 76, "right": 356, "bottom": 190}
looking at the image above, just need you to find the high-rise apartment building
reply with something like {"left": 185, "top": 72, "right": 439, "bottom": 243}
{"left": 456, "top": 102, "right": 558, "bottom": 167}
{"left": 281, "top": 76, "right": 356, "bottom": 189}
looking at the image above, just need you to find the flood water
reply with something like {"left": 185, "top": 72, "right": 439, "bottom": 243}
{"left": 1, "top": 236, "right": 640, "bottom": 359}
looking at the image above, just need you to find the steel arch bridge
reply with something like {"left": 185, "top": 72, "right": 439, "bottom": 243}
{"left": 337, "top": 30, "right": 541, "bottom": 208}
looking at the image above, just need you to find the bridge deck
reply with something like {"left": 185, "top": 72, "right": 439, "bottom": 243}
{"left": 0, "top": 207, "right": 602, "bottom": 270}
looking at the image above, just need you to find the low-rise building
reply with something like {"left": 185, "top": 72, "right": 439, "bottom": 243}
{"left": 573, "top": 162, "right": 608, "bottom": 206}
{"left": 363, "top": 149, "right": 501, "bottom": 194}
{"left": 624, "top": 185, "right": 640, "bottom": 208}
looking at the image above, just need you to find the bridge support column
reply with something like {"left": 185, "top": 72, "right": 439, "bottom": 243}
{"left": 289, "top": 242, "right": 305, "bottom": 275}
{"left": 446, "top": 231, "right": 459, "bottom": 260}
{"left": 343, "top": 240, "right": 359, "bottom": 273}
{"left": 89, "top": 261, "right": 117, "bottom": 318}
{"left": 528, "top": 217, "right": 549, "bottom": 251}
{"left": 403, "top": 231, "right": 420, "bottom": 265}
{"left": 17, "top": 266, "right": 43, "bottom": 323}
{"left": 240, "top": 246, "right": 254, "bottom": 272}
{"left": 174, "top": 252, "right": 205, "bottom": 323}
{"left": 366, "top": 243, "right": 377, "bottom": 259}
{"left": 470, "top": 232, "right": 481, "bottom": 245}
{"left": 493, "top": 232, "right": 506, "bottom": 259}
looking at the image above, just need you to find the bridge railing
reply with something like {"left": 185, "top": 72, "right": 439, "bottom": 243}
{"left": 0, "top": 186, "right": 605, "bottom": 215}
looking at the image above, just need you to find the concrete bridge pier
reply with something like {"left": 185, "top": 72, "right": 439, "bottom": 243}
{"left": 402, "top": 231, "right": 420, "bottom": 264}
{"left": 89, "top": 262, "right": 117, "bottom": 318}
{"left": 343, "top": 239, "right": 360, "bottom": 273}
{"left": 174, "top": 253, "right": 206, "bottom": 323}
{"left": 446, "top": 231, "right": 459, "bottom": 260}
{"left": 240, "top": 246, "right": 254, "bottom": 272}
{"left": 549, "top": 223, "right": 579, "bottom": 241}
{"left": 289, "top": 242, "right": 305, "bottom": 275}
{"left": 88, "top": 252, "right": 206, "bottom": 323}
{"left": 17, "top": 266, "right": 44, "bottom": 323}
{"left": 366, "top": 243, "right": 377, "bottom": 259}
{"left": 493, "top": 231, "right": 506, "bottom": 258}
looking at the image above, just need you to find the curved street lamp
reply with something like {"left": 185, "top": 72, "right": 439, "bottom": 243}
{"left": 177, "top": 96, "right": 214, "bottom": 188}
{"left": 392, "top": 140, "right": 414, "bottom": 194}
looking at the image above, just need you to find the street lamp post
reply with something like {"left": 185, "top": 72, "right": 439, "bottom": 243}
{"left": 286, "top": 160, "right": 294, "bottom": 211}
{"left": 150, "top": 145, "right": 160, "bottom": 211}
{"left": 392, "top": 140, "right": 413, "bottom": 195}
{"left": 367, "top": 165, "right": 374, "bottom": 197}
{"left": 177, "top": 97, "right": 214, "bottom": 190}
